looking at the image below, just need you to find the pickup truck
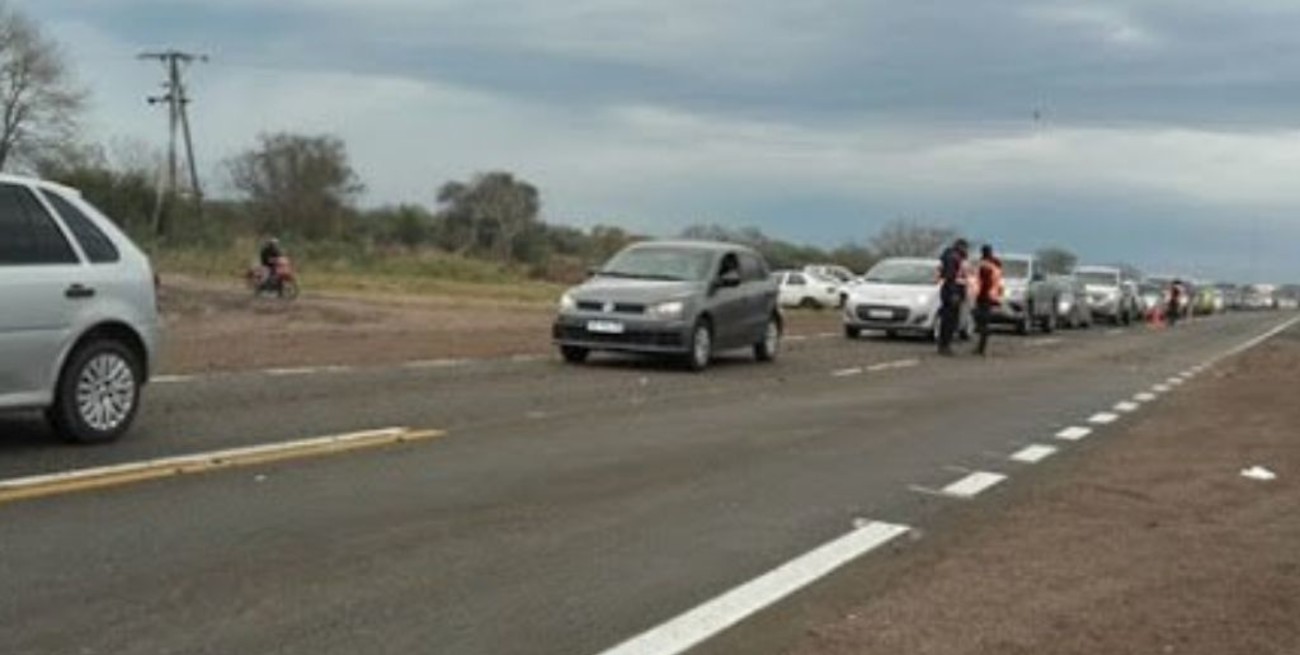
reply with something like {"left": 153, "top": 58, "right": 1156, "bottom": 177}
{"left": 991, "top": 253, "right": 1060, "bottom": 334}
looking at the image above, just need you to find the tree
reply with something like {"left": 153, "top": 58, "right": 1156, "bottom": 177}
{"left": 869, "top": 219, "right": 958, "bottom": 258}
{"left": 435, "top": 171, "right": 540, "bottom": 261}
{"left": 1036, "top": 246, "right": 1078, "bottom": 275}
{"left": 227, "top": 132, "right": 363, "bottom": 240}
{"left": 0, "top": 4, "right": 84, "bottom": 172}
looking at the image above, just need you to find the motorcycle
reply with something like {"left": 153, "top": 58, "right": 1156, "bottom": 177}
{"left": 247, "top": 256, "right": 300, "bottom": 300}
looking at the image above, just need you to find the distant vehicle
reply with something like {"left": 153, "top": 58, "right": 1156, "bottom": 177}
{"left": 552, "top": 241, "right": 782, "bottom": 371}
{"left": 1137, "top": 282, "right": 1166, "bottom": 321}
{"left": 1145, "top": 276, "right": 1192, "bottom": 319}
{"left": 0, "top": 175, "right": 161, "bottom": 443}
{"left": 1278, "top": 297, "right": 1300, "bottom": 311}
{"left": 774, "top": 269, "right": 843, "bottom": 309}
{"left": 246, "top": 255, "right": 299, "bottom": 300}
{"left": 842, "top": 257, "right": 971, "bottom": 341}
{"left": 991, "top": 254, "right": 1059, "bottom": 334}
{"left": 1243, "top": 284, "right": 1277, "bottom": 310}
{"left": 1048, "top": 274, "right": 1093, "bottom": 329}
{"left": 804, "top": 264, "right": 856, "bottom": 306}
{"left": 1073, "top": 265, "right": 1139, "bottom": 325}
{"left": 1193, "top": 286, "right": 1225, "bottom": 316}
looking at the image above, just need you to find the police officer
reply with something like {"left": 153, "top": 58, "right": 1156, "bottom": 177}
{"left": 937, "top": 238, "right": 970, "bottom": 356}
{"left": 974, "top": 244, "right": 1004, "bottom": 356}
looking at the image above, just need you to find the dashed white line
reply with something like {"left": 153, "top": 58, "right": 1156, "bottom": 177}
{"left": 594, "top": 521, "right": 912, "bottom": 655}
{"left": 264, "top": 367, "right": 319, "bottom": 377}
{"left": 1152, "top": 384, "right": 1172, "bottom": 393}
{"left": 940, "top": 471, "right": 1008, "bottom": 498}
{"left": 402, "top": 358, "right": 468, "bottom": 369}
{"left": 1056, "top": 426, "right": 1093, "bottom": 441}
{"left": 1010, "top": 444, "right": 1058, "bottom": 464}
{"left": 1114, "top": 401, "right": 1140, "bottom": 413}
{"left": 1134, "top": 392, "right": 1157, "bottom": 403}
{"left": 831, "top": 367, "right": 863, "bottom": 378}
{"left": 1025, "top": 337, "right": 1063, "bottom": 348}
{"left": 1168, "top": 377, "right": 1186, "bottom": 386}
{"left": 785, "top": 335, "right": 809, "bottom": 342}
{"left": 867, "top": 358, "right": 921, "bottom": 372}
{"left": 1089, "top": 412, "right": 1120, "bottom": 425}
{"left": 152, "top": 375, "right": 195, "bottom": 384}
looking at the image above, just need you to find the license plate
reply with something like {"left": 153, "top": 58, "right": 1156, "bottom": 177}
{"left": 868, "top": 309, "right": 894, "bottom": 320}
{"left": 586, "top": 320, "right": 625, "bottom": 334}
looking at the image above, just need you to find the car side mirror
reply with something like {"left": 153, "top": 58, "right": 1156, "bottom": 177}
{"left": 717, "top": 270, "right": 743, "bottom": 288}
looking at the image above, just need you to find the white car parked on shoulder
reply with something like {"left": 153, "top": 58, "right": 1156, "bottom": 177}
{"left": 0, "top": 175, "right": 161, "bottom": 443}
{"left": 773, "top": 269, "right": 843, "bottom": 309}
{"left": 842, "top": 257, "right": 970, "bottom": 340}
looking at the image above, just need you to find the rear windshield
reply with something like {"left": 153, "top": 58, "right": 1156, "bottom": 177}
{"left": 863, "top": 261, "right": 936, "bottom": 285}
{"left": 599, "top": 247, "right": 715, "bottom": 282}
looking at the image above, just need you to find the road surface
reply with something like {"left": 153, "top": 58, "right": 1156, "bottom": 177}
{"left": 0, "top": 313, "right": 1288, "bottom": 655}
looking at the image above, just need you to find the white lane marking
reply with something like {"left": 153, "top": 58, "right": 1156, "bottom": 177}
{"left": 1181, "top": 369, "right": 1196, "bottom": 378}
{"left": 1106, "top": 328, "right": 1124, "bottom": 336}
{"left": 1057, "top": 426, "right": 1093, "bottom": 441}
{"left": 594, "top": 521, "right": 912, "bottom": 655}
{"left": 1153, "top": 384, "right": 1171, "bottom": 393}
{"left": 403, "top": 358, "right": 468, "bottom": 369}
{"left": 831, "top": 368, "right": 863, "bottom": 378}
{"left": 1025, "top": 337, "right": 1063, "bottom": 348}
{"left": 785, "top": 335, "right": 809, "bottom": 342}
{"left": 264, "top": 367, "right": 319, "bottom": 377}
{"left": 1089, "top": 412, "right": 1120, "bottom": 425}
{"left": 1134, "top": 392, "right": 1157, "bottom": 403}
{"left": 867, "top": 358, "right": 921, "bottom": 372}
{"left": 1011, "top": 445, "right": 1058, "bottom": 464}
{"left": 1169, "top": 377, "right": 1186, "bottom": 386}
{"left": 940, "top": 471, "right": 1008, "bottom": 498}
{"left": 1216, "top": 316, "right": 1300, "bottom": 360}
{"left": 152, "top": 375, "right": 195, "bottom": 384}
{"left": 510, "top": 354, "right": 545, "bottom": 363}
{"left": 1115, "top": 401, "right": 1141, "bottom": 413}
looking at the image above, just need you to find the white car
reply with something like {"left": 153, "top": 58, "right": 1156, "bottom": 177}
{"left": 842, "top": 257, "right": 970, "bottom": 340}
{"left": 0, "top": 174, "right": 161, "bottom": 443}
{"left": 773, "top": 270, "right": 843, "bottom": 309}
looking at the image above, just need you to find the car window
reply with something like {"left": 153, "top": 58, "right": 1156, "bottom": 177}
{"left": 739, "top": 253, "right": 768, "bottom": 282}
{"left": 788, "top": 273, "right": 807, "bottom": 286}
{"left": 0, "top": 183, "right": 78, "bottom": 266}
{"left": 41, "top": 190, "right": 120, "bottom": 264}
{"left": 718, "top": 253, "right": 740, "bottom": 278}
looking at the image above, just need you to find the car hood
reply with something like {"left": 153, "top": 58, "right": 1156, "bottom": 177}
{"left": 850, "top": 282, "right": 938, "bottom": 305}
{"left": 568, "top": 277, "right": 703, "bottom": 304}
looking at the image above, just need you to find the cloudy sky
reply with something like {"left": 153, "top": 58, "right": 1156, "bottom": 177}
{"left": 19, "top": 0, "right": 1300, "bottom": 282}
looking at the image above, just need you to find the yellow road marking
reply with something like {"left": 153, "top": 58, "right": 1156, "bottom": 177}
{"left": 0, "top": 427, "right": 445, "bottom": 505}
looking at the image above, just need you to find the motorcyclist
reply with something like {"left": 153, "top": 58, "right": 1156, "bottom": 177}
{"left": 259, "top": 237, "right": 283, "bottom": 291}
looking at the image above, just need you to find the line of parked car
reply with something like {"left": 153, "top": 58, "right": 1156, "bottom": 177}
{"left": 552, "top": 240, "right": 1296, "bottom": 374}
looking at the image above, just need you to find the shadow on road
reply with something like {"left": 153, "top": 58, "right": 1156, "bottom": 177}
{"left": 0, "top": 415, "right": 63, "bottom": 454}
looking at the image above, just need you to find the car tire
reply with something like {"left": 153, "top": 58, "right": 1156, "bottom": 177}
{"left": 1042, "top": 303, "right": 1058, "bottom": 334}
{"left": 1017, "top": 307, "right": 1032, "bottom": 335}
{"left": 884, "top": 330, "right": 898, "bottom": 340}
{"left": 844, "top": 325, "right": 861, "bottom": 340}
{"left": 48, "top": 338, "right": 143, "bottom": 445}
{"left": 754, "top": 315, "right": 782, "bottom": 362}
{"left": 560, "top": 346, "right": 589, "bottom": 364}
{"left": 798, "top": 297, "right": 820, "bottom": 310}
{"left": 685, "top": 319, "right": 713, "bottom": 372}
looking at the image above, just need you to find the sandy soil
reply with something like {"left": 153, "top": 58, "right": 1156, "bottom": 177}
{"left": 791, "top": 328, "right": 1300, "bottom": 655}
{"left": 158, "top": 276, "right": 845, "bottom": 374}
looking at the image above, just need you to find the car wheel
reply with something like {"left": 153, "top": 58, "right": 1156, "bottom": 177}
{"left": 685, "top": 319, "right": 713, "bottom": 372}
{"left": 844, "top": 325, "right": 861, "bottom": 340}
{"left": 1017, "top": 307, "right": 1032, "bottom": 335}
{"left": 798, "top": 297, "right": 820, "bottom": 310}
{"left": 1042, "top": 303, "right": 1058, "bottom": 334}
{"left": 48, "top": 338, "right": 143, "bottom": 444}
{"left": 560, "top": 346, "right": 589, "bottom": 364}
{"left": 279, "top": 279, "right": 300, "bottom": 301}
{"left": 884, "top": 330, "right": 898, "bottom": 339}
{"left": 754, "top": 315, "right": 782, "bottom": 362}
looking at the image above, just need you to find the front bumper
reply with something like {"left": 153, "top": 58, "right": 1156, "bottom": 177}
{"left": 842, "top": 303, "right": 934, "bottom": 332}
{"left": 1087, "top": 298, "right": 1121, "bottom": 317}
{"left": 552, "top": 314, "right": 691, "bottom": 354}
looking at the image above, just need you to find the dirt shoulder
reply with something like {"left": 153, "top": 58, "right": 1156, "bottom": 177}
{"left": 789, "top": 327, "right": 1300, "bottom": 655}
{"left": 157, "top": 275, "right": 845, "bottom": 374}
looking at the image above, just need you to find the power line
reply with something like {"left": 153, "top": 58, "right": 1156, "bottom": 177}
{"left": 139, "top": 49, "right": 208, "bottom": 237}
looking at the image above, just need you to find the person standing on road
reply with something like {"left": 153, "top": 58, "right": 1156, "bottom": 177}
{"left": 936, "top": 238, "right": 970, "bottom": 356}
{"left": 974, "top": 244, "right": 1004, "bottom": 356}
{"left": 1167, "top": 279, "right": 1184, "bottom": 328}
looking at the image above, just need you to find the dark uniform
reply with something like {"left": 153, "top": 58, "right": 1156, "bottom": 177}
{"left": 937, "top": 241, "right": 968, "bottom": 355}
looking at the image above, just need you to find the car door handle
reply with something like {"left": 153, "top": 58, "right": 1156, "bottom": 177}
{"left": 65, "top": 284, "right": 96, "bottom": 300}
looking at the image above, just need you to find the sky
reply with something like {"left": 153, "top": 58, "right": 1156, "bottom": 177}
{"left": 17, "top": 0, "right": 1300, "bottom": 282}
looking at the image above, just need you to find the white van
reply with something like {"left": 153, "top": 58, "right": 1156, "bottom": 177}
{"left": 0, "top": 175, "right": 161, "bottom": 443}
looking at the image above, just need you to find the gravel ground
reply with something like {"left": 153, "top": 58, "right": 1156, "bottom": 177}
{"left": 789, "top": 326, "right": 1300, "bottom": 655}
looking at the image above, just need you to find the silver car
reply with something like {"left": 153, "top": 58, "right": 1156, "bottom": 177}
{"left": 552, "top": 241, "right": 782, "bottom": 371}
{"left": 0, "top": 175, "right": 161, "bottom": 443}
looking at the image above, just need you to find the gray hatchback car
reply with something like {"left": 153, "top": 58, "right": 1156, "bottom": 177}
{"left": 552, "top": 241, "right": 782, "bottom": 371}
{"left": 0, "top": 174, "right": 161, "bottom": 443}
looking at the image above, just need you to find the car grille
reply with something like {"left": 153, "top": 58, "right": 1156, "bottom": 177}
{"left": 855, "top": 305, "right": 910, "bottom": 322}
{"left": 575, "top": 301, "right": 647, "bottom": 315}
{"left": 555, "top": 325, "right": 683, "bottom": 347}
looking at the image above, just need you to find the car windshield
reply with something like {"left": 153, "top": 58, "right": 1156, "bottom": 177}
{"left": 599, "top": 247, "right": 715, "bottom": 282}
{"left": 864, "top": 261, "right": 936, "bottom": 285}
{"left": 1001, "top": 259, "right": 1030, "bottom": 279}
{"left": 1077, "top": 271, "right": 1119, "bottom": 286}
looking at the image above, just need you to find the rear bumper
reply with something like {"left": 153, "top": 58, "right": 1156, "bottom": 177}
{"left": 552, "top": 315, "right": 691, "bottom": 354}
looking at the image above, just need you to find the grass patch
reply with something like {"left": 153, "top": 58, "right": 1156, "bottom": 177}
{"left": 151, "top": 240, "right": 566, "bottom": 305}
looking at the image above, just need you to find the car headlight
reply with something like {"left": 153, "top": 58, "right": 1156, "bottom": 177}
{"left": 648, "top": 300, "right": 686, "bottom": 320}
{"left": 559, "top": 293, "right": 577, "bottom": 312}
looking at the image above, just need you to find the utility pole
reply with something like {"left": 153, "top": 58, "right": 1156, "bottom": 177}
{"left": 139, "top": 50, "right": 207, "bottom": 238}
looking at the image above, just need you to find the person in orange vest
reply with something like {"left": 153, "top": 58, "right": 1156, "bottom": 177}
{"left": 974, "top": 244, "right": 1004, "bottom": 356}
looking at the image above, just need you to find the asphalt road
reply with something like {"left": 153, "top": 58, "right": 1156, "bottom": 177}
{"left": 0, "top": 313, "right": 1287, "bottom": 655}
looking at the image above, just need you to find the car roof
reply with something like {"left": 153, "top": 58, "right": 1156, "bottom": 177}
{"left": 872, "top": 257, "right": 935, "bottom": 266}
{"left": 1074, "top": 265, "right": 1120, "bottom": 273}
{"left": 626, "top": 240, "right": 756, "bottom": 255}
{"left": 0, "top": 173, "right": 82, "bottom": 198}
